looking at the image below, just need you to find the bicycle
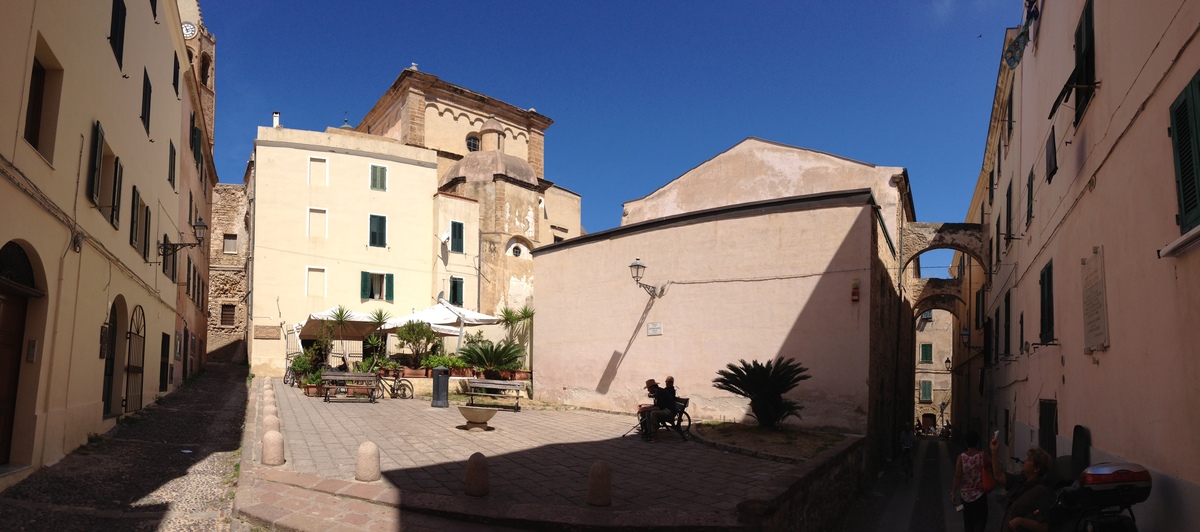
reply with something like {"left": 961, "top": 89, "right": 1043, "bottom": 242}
{"left": 282, "top": 351, "right": 299, "bottom": 387}
{"left": 377, "top": 374, "right": 414, "bottom": 399}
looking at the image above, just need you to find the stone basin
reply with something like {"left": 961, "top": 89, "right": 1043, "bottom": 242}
{"left": 458, "top": 406, "right": 501, "bottom": 431}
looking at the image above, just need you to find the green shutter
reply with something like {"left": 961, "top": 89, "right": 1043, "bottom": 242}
{"left": 451, "top": 221, "right": 464, "bottom": 253}
{"left": 385, "top": 273, "right": 394, "bottom": 301}
{"left": 1171, "top": 80, "right": 1200, "bottom": 233}
{"left": 168, "top": 142, "right": 176, "bottom": 187}
{"left": 1046, "top": 126, "right": 1058, "bottom": 182}
{"left": 129, "top": 186, "right": 140, "bottom": 246}
{"left": 1040, "top": 262, "right": 1055, "bottom": 344}
{"left": 920, "top": 381, "right": 932, "bottom": 402}
{"left": 110, "top": 158, "right": 123, "bottom": 227}
{"left": 143, "top": 207, "right": 151, "bottom": 260}
{"left": 1027, "top": 169, "right": 1034, "bottom": 227}
{"left": 88, "top": 121, "right": 104, "bottom": 205}
{"left": 360, "top": 272, "right": 370, "bottom": 299}
{"left": 1074, "top": 0, "right": 1095, "bottom": 125}
{"left": 920, "top": 344, "right": 932, "bottom": 363}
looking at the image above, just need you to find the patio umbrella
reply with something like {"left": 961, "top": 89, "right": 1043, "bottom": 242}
{"left": 379, "top": 299, "right": 500, "bottom": 350}
{"left": 295, "top": 307, "right": 381, "bottom": 340}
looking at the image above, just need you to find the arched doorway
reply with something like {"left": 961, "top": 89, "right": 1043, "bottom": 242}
{"left": 102, "top": 296, "right": 127, "bottom": 416}
{"left": 124, "top": 306, "right": 145, "bottom": 412}
{"left": 0, "top": 241, "right": 44, "bottom": 464}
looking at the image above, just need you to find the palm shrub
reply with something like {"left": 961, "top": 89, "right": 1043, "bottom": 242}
{"left": 394, "top": 320, "right": 439, "bottom": 368}
{"left": 457, "top": 340, "right": 525, "bottom": 379}
{"left": 712, "top": 358, "right": 811, "bottom": 429}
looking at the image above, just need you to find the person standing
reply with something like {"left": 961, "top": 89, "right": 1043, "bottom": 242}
{"left": 991, "top": 435, "right": 1055, "bottom": 532}
{"left": 952, "top": 430, "right": 989, "bottom": 532}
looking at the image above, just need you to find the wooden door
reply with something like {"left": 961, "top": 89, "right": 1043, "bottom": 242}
{"left": 0, "top": 291, "right": 28, "bottom": 464}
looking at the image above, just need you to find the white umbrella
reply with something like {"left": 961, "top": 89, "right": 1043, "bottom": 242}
{"left": 379, "top": 299, "right": 500, "bottom": 350}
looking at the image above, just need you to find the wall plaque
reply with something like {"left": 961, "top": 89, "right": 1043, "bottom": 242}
{"left": 1081, "top": 246, "right": 1109, "bottom": 353}
{"left": 254, "top": 325, "right": 281, "bottom": 340}
{"left": 647, "top": 322, "right": 663, "bottom": 336}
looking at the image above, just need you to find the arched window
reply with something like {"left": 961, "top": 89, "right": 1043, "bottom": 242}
{"left": 466, "top": 135, "right": 480, "bottom": 152}
{"left": 200, "top": 53, "right": 211, "bottom": 87}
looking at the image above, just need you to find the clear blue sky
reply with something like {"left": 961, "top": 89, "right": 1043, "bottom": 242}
{"left": 202, "top": 1, "right": 1019, "bottom": 278}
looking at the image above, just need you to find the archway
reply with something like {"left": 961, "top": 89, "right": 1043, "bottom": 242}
{"left": 900, "top": 222, "right": 987, "bottom": 275}
{"left": 0, "top": 241, "right": 44, "bottom": 464}
{"left": 102, "top": 296, "right": 128, "bottom": 416}
{"left": 124, "top": 306, "right": 146, "bottom": 412}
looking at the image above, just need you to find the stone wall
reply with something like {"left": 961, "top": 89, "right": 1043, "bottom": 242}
{"left": 207, "top": 184, "right": 249, "bottom": 357}
{"left": 736, "top": 435, "right": 865, "bottom": 531}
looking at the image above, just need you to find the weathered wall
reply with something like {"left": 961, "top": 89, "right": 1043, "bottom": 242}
{"left": 207, "top": 184, "right": 248, "bottom": 356}
{"left": 913, "top": 309, "right": 953, "bottom": 429}
{"left": 736, "top": 436, "right": 865, "bottom": 532}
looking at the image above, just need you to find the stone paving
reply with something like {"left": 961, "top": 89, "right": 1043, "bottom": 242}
{"left": 238, "top": 377, "right": 792, "bottom": 529}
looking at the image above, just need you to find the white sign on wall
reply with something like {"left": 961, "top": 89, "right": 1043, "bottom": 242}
{"left": 1081, "top": 246, "right": 1109, "bottom": 353}
{"left": 647, "top": 322, "right": 663, "bottom": 336}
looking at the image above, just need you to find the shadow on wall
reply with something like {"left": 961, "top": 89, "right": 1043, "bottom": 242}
{"left": 594, "top": 296, "right": 657, "bottom": 394}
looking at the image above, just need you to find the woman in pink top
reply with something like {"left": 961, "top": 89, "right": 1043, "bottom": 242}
{"left": 952, "top": 430, "right": 989, "bottom": 532}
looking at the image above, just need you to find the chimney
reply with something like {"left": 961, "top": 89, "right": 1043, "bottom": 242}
{"left": 272, "top": 112, "right": 280, "bottom": 128}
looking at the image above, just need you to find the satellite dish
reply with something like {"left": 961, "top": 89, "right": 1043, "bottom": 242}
{"left": 440, "top": 230, "right": 451, "bottom": 243}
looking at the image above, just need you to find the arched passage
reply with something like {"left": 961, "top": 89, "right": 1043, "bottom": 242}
{"left": 0, "top": 241, "right": 45, "bottom": 464}
{"left": 103, "top": 296, "right": 128, "bottom": 416}
{"left": 900, "top": 222, "right": 987, "bottom": 275}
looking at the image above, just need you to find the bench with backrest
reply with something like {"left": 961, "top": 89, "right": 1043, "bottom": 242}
{"left": 321, "top": 371, "right": 378, "bottom": 403}
{"left": 637, "top": 397, "right": 691, "bottom": 441}
{"left": 465, "top": 379, "right": 525, "bottom": 411}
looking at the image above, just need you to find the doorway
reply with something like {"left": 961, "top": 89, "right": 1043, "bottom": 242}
{"left": 124, "top": 306, "right": 145, "bottom": 412}
{"left": 0, "top": 291, "right": 27, "bottom": 464}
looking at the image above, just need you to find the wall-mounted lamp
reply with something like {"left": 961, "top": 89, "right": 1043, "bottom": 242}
{"left": 159, "top": 218, "right": 208, "bottom": 258}
{"left": 629, "top": 258, "right": 661, "bottom": 298}
{"left": 944, "top": 357, "right": 952, "bottom": 372}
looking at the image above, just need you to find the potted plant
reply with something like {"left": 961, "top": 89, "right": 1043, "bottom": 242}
{"left": 290, "top": 350, "right": 314, "bottom": 383}
{"left": 458, "top": 340, "right": 525, "bottom": 380}
{"left": 395, "top": 320, "right": 439, "bottom": 371}
{"left": 301, "top": 370, "right": 324, "bottom": 397}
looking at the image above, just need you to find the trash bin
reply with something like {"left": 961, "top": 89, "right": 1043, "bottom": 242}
{"left": 431, "top": 366, "right": 450, "bottom": 408}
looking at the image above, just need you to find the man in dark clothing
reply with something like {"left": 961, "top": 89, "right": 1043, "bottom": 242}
{"left": 639, "top": 378, "right": 677, "bottom": 441}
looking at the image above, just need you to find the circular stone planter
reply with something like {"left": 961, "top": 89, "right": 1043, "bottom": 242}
{"left": 458, "top": 406, "right": 500, "bottom": 431}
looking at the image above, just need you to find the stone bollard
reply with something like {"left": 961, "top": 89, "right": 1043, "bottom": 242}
{"left": 263, "top": 389, "right": 275, "bottom": 400}
{"left": 464, "top": 452, "right": 489, "bottom": 496}
{"left": 263, "top": 396, "right": 276, "bottom": 409}
{"left": 263, "top": 414, "right": 280, "bottom": 433}
{"left": 263, "top": 381, "right": 273, "bottom": 391}
{"left": 587, "top": 461, "right": 612, "bottom": 507}
{"left": 263, "top": 405, "right": 278, "bottom": 418}
{"left": 262, "top": 430, "right": 285, "bottom": 466}
{"left": 356, "top": 441, "right": 381, "bottom": 482}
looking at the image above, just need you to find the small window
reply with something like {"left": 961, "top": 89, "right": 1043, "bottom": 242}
{"left": 919, "top": 381, "right": 932, "bottom": 403}
{"left": 919, "top": 344, "right": 933, "bottom": 363}
{"left": 360, "top": 272, "right": 394, "bottom": 301}
{"left": 920, "top": 310, "right": 932, "bottom": 321}
{"left": 167, "top": 141, "right": 176, "bottom": 188}
{"left": 370, "top": 165, "right": 387, "bottom": 191}
{"left": 1073, "top": 0, "right": 1096, "bottom": 125}
{"left": 306, "top": 267, "right": 325, "bottom": 297}
{"left": 23, "top": 38, "right": 63, "bottom": 160}
{"left": 308, "top": 208, "right": 327, "bottom": 238}
{"left": 129, "top": 186, "right": 141, "bottom": 249}
{"left": 553, "top": 236, "right": 564, "bottom": 243}
{"left": 109, "top": 0, "right": 126, "bottom": 68}
{"left": 466, "top": 135, "right": 480, "bottom": 152}
{"left": 161, "top": 234, "right": 174, "bottom": 278}
{"left": 309, "top": 157, "right": 327, "bottom": 185}
{"left": 450, "top": 221, "right": 464, "bottom": 253}
{"left": 172, "top": 53, "right": 179, "bottom": 95}
{"left": 223, "top": 234, "right": 237, "bottom": 254}
{"left": 186, "top": 258, "right": 192, "bottom": 296}
{"left": 1040, "top": 261, "right": 1055, "bottom": 344}
{"left": 86, "top": 121, "right": 122, "bottom": 228}
{"left": 368, "top": 215, "right": 386, "bottom": 247}
{"left": 1046, "top": 126, "right": 1058, "bottom": 182}
{"left": 449, "top": 276, "right": 464, "bottom": 306}
{"left": 140, "top": 68, "right": 152, "bottom": 134}
{"left": 220, "top": 304, "right": 235, "bottom": 326}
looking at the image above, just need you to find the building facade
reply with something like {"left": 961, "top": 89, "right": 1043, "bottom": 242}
{"left": 913, "top": 308, "right": 952, "bottom": 433}
{"left": 951, "top": 2, "right": 1200, "bottom": 528}
{"left": 0, "top": 0, "right": 215, "bottom": 490}
{"left": 533, "top": 138, "right": 917, "bottom": 470}
{"left": 207, "top": 183, "right": 250, "bottom": 361}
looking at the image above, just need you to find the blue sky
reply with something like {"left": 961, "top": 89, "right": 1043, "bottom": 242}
{"left": 201, "top": 1, "right": 1019, "bottom": 278}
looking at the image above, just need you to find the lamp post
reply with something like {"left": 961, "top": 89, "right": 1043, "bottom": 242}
{"left": 629, "top": 258, "right": 660, "bottom": 298}
{"left": 159, "top": 218, "right": 208, "bottom": 258}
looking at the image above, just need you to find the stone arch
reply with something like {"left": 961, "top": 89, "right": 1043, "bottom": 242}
{"left": 199, "top": 53, "right": 211, "bottom": 87}
{"left": 900, "top": 222, "right": 987, "bottom": 274}
{"left": 103, "top": 295, "right": 129, "bottom": 416}
{"left": 504, "top": 235, "right": 534, "bottom": 261}
{"left": 907, "top": 277, "right": 965, "bottom": 319}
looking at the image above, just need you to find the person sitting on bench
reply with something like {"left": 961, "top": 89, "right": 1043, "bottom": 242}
{"left": 638, "top": 378, "right": 677, "bottom": 442}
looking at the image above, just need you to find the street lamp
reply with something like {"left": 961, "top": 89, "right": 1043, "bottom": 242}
{"left": 629, "top": 258, "right": 660, "bottom": 298}
{"left": 159, "top": 218, "right": 208, "bottom": 258}
{"left": 944, "top": 357, "right": 952, "bottom": 372}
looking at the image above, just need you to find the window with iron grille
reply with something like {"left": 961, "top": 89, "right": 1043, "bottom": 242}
{"left": 220, "top": 304, "right": 235, "bottom": 326}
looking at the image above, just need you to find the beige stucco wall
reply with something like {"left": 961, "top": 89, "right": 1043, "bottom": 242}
{"left": 248, "top": 126, "right": 445, "bottom": 377}
{"left": 622, "top": 139, "right": 905, "bottom": 244}
{"left": 534, "top": 205, "right": 875, "bottom": 433}
{"left": 0, "top": 0, "right": 205, "bottom": 490}
{"left": 914, "top": 309, "right": 953, "bottom": 428}
{"left": 433, "top": 192, "right": 481, "bottom": 308}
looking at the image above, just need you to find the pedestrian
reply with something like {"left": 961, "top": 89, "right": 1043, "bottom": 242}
{"left": 951, "top": 430, "right": 988, "bottom": 532}
{"left": 990, "top": 435, "right": 1055, "bottom": 532}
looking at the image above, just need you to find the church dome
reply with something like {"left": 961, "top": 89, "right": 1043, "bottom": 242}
{"left": 440, "top": 151, "right": 538, "bottom": 188}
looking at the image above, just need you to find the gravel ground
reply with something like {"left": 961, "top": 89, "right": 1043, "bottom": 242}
{"left": 0, "top": 357, "right": 249, "bottom": 532}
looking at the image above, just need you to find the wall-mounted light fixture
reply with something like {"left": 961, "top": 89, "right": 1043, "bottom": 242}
{"left": 944, "top": 357, "right": 952, "bottom": 372}
{"left": 629, "top": 258, "right": 662, "bottom": 298}
{"left": 159, "top": 218, "right": 208, "bottom": 258}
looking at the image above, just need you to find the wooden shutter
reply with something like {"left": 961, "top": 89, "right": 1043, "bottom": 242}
{"left": 1027, "top": 170, "right": 1034, "bottom": 227}
{"left": 385, "top": 273, "right": 394, "bottom": 301}
{"left": 89, "top": 121, "right": 104, "bottom": 205}
{"left": 1171, "top": 80, "right": 1200, "bottom": 233}
{"left": 1074, "top": 0, "right": 1095, "bottom": 125}
{"left": 168, "top": 141, "right": 176, "bottom": 187}
{"left": 920, "top": 344, "right": 932, "bottom": 363}
{"left": 1040, "top": 262, "right": 1054, "bottom": 344}
{"left": 1046, "top": 126, "right": 1058, "bottom": 182}
{"left": 1005, "top": 183, "right": 1012, "bottom": 244}
{"left": 110, "top": 157, "right": 123, "bottom": 227}
{"left": 142, "top": 206, "right": 151, "bottom": 260}
{"left": 920, "top": 381, "right": 932, "bottom": 402}
{"left": 141, "top": 69, "right": 152, "bottom": 134}
{"left": 109, "top": 0, "right": 126, "bottom": 68}
{"left": 360, "top": 271, "right": 370, "bottom": 299}
{"left": 129, "top": 186, "right": 140, "bottom": 246}
{"left": 172, "top": 54, "right": 179, "bottom": 95}
{"left": 451, "top": 221, "right": 464, "bottom": 253}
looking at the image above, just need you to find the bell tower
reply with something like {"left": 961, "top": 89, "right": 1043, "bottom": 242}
{"left": 178, "top": 0, "right": 216, "bottom": 147}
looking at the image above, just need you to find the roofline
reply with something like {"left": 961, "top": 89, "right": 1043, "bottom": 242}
{"left": 360, "top": 69, "right": 554, "bottom": 134}
{"left": 535, "top": 188, "right": 877, "bottom": 255}
{"left": 623, "top": 137, "right": 882, "bottom": 208}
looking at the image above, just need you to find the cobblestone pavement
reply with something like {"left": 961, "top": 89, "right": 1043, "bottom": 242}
{"left": 237, "top": 377, "right": 792, "bottom": 529}
{"left": 0, "top": 359, "right": 248, "bottom": 531}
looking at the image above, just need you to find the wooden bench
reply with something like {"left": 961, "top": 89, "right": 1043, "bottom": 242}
{"left": 321, "top": 371, "right": 378, "bottom": 403}
{"left": 465, "top": 379, "right": 525, "bottom": 411}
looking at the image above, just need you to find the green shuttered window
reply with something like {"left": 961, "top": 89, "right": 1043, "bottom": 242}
{"left": 919, "top": 344, "right": 932, "bottom": 363}
{"left": 1039, "top": 262, "right": 1055, "bottom": 344}
{"left": 450, "top": 221, "right": 464, "bottom": 253}
{"left": 1170, "top": 71, "right": 1200, "bottom": 234}
{"left": 369, "top": 215, "right": 386, "bottom": 247}
{"left": 919, "top": 381, "right": 932, "bottom": 403}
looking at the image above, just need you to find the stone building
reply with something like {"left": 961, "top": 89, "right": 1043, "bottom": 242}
{"left": 206, "top": 183, "right": 249, "bottom": 361}
{"left": 0, "top": 0, "right": 216, "bottom": 490}
{"left": 533, "top": 138, "right": 917, "bottom": 470}
{"left": 241, "top": 69, "right": 581, "bottom": 377}
{"left": 913, "top": 308, "right": 953, "bottom": 433}
{"left": 950, "top": 2, "right": 1200, "bottom": 528}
